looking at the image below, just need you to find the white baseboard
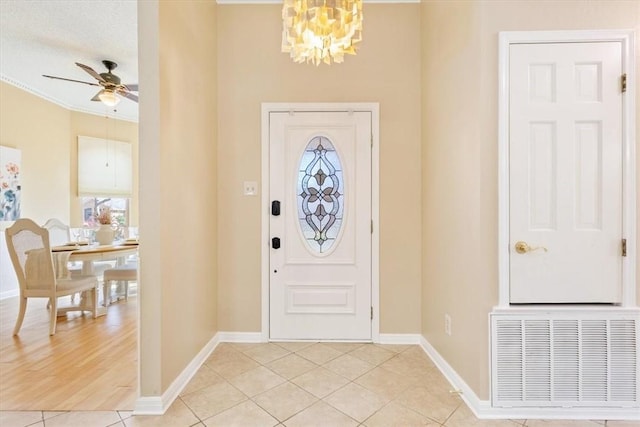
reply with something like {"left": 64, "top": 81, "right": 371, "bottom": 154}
{"left": 419, "top": 335, "right": 640, "bottom": 421}
{"left": 377, "top": 333, "right": 421, "bottom": 345}
{"left": 217, "top": 331, "right": 264, "bottom": 343}
{"left": 0, "top": 289, "right": 18, "bottom": 300}
{"left": 480, "top": 406, "right": 640, "bottom": 421}
{"left": 419, "top": 336, "right": 487, "bottom": 417}
{"left": 131, "top": 396, "right": 163, "bottom": 415}
{"left": 218, "top": 332, "right": 420, "bottom": 345}
{"left": 133, "top": 333, "right": 220, "bottom": 415}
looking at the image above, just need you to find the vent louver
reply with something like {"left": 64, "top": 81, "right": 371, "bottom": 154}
{"left": 492, "top": 313, "right": 639, "bottom": 408}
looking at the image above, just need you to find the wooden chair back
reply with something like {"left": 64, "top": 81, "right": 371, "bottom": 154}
{"left": 5, "top": 218, "right": 56, "bottom": 294}
{"left": 42, "top": 218, "right": 71, "bottom": 247}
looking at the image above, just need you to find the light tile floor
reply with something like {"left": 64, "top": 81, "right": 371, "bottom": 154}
{"left": 1, "top": 343, "right": 638, "bottom": 427}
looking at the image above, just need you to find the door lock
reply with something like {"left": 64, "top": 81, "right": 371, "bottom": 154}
{"left": 514, "top": 241, "right": 547, "bottom": 254}
{"left": 271, "top": 200, "right": 281, "bottom": 216}
{"left": 272, "top": 237, "right": 281, "bottom": 249}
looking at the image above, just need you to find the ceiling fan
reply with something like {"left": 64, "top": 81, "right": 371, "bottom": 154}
{"left": 43, "top": 60, "right": 138, "bottom": 107}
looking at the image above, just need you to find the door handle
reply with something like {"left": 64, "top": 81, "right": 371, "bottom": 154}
{"left": 272, "top": 237, "right": 281, "bottom": 249}
{"left": 514, "top": 241, "right": 547, "bottom": 254}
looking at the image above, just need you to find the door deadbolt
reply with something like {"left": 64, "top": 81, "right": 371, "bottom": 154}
{"left": 272, "top": 237, "right": 281, "bottom": 249}
{"left": 271, "top": 200, "right": 281, "bottom": 216}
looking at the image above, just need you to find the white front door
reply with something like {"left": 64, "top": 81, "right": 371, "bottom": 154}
{"left": 269, "top": 110, "right": 372, "bottom": 340}
{"left": 509, "top": 41, "right": 623, "bottom": 303}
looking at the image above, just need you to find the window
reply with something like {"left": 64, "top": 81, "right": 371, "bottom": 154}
{"left": 297, "top": 135, "right": 345, "bottom": 254}
{"left": 82, "top": 197, "right": 129, "bottom": 226}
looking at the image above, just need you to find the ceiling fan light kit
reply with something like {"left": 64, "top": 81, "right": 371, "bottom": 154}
{"left": 97, "top": 89, "right": 120, "bottom": 107}
{"left": 43, "top": 59, "right": 138, "bottom": 107}
{"left": 281, "top": 0, "right": 363, "bottom": 66}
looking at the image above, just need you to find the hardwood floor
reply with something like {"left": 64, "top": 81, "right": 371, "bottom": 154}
{"left": 0, "top": 293, "right": 137, "bottom": 411}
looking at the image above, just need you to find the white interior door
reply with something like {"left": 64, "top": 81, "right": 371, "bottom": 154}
{"left": 509, "top": 42, "right": 623, "bottom": 303}
{"left": 269, "top": 110, "right": 372, "bottom": 340}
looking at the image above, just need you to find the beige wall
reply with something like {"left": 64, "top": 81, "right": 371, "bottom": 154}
{"left": 0, "top": 83, "right": 71, "bottom": 296}
{"left": 420, "top": 0, "right": 640, "bottom": 400}
{"left": 138, "top": 0, "right": 218, "bottom": 395}
{"left": 217, "top": 4, "right": 423, "bottom": 334}
{"left": 0, "top": 82, "right": 71, "bottom": 226}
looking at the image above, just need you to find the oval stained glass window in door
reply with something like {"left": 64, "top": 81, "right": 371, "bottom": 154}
{"left": 297, "top": 136, "right": 345, "bottom": 254}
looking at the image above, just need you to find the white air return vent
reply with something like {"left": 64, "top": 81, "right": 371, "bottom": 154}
{"left": 491, "top": 312, "right": 639, "bottom": 408}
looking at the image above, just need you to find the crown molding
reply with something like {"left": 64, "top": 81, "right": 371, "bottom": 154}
{"left": 1, "top": 74, "right": 138, "bottom": 123}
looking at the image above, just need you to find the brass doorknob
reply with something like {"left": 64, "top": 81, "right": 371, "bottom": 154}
{"left": 514, "top": 241, "right": 548, "bottom": 254}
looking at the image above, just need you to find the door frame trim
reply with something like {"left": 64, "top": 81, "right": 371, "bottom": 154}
{"left": 260, "top": 103, "right": 380, "bottom": 341}
{"left": 498, "top": 30, "right": 637, "bottom": 307}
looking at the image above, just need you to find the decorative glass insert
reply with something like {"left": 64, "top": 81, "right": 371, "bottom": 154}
{"left": 297, "top": 136, "right": 344, "bottom": 254}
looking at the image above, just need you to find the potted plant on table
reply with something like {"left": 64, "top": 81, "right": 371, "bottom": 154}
{"left": 95, "top": 207, "right": 115, "bottom": 245}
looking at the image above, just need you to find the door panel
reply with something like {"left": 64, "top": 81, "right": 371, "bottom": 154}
{"left": 270, "top": 111, "right": 372, "bottom": 340}
{"left": 509, "top": 42, "right": 623, "bottom": 303}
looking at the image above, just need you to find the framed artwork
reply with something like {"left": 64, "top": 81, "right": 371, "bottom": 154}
{"left": 0, "top": 146, "right": 21, "bottom": 221}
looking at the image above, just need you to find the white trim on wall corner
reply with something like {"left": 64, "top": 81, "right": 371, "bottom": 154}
{"left": 131, "top": 396, "right": 163, "bottom": 416}
{"left": 133, "top": 334, "right": 221, "bottom": 415}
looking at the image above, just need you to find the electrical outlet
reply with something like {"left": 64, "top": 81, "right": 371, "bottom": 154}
{"left": 243, "top": 181, "right": 258, "bottom": 196}
{"left": 444, "top": 313, "right": 452, "bottom": 336}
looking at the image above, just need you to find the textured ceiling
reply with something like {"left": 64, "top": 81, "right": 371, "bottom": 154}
{"left": 0, "top": 0, "right": 138, "bottom": 122}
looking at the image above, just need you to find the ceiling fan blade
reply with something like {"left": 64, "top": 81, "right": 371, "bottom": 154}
{"left": 42, "top": 74, "right": 100, "bottom": 87}
{"left": 90, "top": 90, "right": 103, "bottom": 102}
{"left": 119, "top": 91, "right": 138, "bottom": 103}
{"left": 75, "top": 62, "right": 106, "bottom": 83}
{"left": 123, "top": 83, "right": 138, "bottom": 91}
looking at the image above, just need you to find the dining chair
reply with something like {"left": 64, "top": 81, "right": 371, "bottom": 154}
{"left": 42, "top": 218, "right": 83, "bottom": 276}
{"left": 42, "top": 218, "right": 115, "bottom": 276}
{"left": 42, "top": 218, "right": 72, "bottom": 246}
{"left": 5, "top": 218, "right": 99, "bottom": 336}
{"left": 103, "top": 260, "right": 137, "bottom": 306}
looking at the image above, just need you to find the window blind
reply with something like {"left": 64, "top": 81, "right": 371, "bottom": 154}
{"left": 77, "top": 135, "right": 132, "bottom": 197}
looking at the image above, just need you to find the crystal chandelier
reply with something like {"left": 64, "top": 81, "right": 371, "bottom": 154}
{"left": 281, "top": 0, "right": 363, "bottom": 66}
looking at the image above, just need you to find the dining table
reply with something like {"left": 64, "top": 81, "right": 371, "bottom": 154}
{"left": 52, "top": 240, "right": 139, "bottom": 316}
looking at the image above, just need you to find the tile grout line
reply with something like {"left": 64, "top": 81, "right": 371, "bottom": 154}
{"left": 225, "top": 342, "right": 373, "bottom": 425}
{"left": 9, "top": 343, "right": 625, "bottom": 426}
